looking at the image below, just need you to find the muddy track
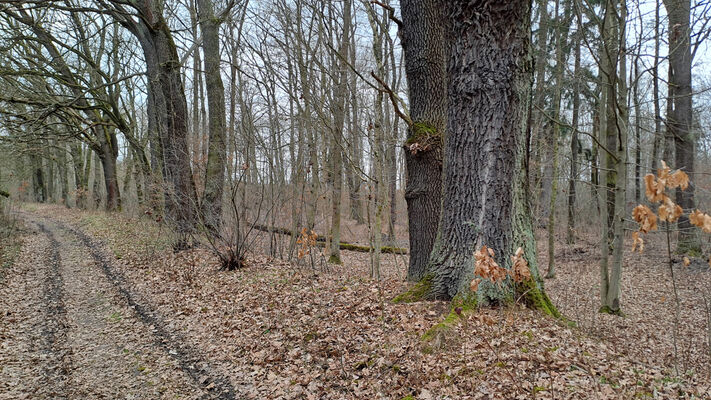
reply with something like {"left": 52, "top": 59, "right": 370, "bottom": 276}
{"left": 52, "top": 219, "right": 237, "bottom": 399}
{"left": 35, "top": 221, "right": 72, "bottom": 398}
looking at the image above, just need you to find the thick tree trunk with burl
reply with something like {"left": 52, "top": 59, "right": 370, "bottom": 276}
{"left": 400, "top": 0, "right": 447, "bottom": 282}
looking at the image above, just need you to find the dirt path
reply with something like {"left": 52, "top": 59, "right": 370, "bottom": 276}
{"left": 0, "top": 213, "right": 236, "bottom": 399}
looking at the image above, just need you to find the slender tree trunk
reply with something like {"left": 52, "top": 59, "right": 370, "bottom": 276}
{"left": 531, "top": 0, "right": 551, "bottom": 217}
{"left": 567, "top": 32, "right": 581, "bottom": 244}
{"left": 328, "top": 0, "right": 352, "bottom": 265}
{"left": 599, "top": 0, "right": 627, "bottom": 315}
{"left": 663, "top": 0, "right": 699, "bottom": 254}
{"left": 57, "top": 143, "right": 69, "bottom": 207}
{"left": 546, "top": 0, "right": 568, "bottom": 279}
{"left": 400, "top": 0, "right": 447, "bottom": 282}
{"left": 93, "top": 152, "right": 102, "bottom": 209}
{"left": 197, "top": 0, "right": 227, "bottom": 231}
{"left": 651, "top": 0, "right": 662, "bottom": 172}
{"left": 634, "top": 58, "right": 642, "bottom": 204}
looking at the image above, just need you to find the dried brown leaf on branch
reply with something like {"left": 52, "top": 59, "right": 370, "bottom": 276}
{"left": 668, "top": 169, "right": 690, "bottom": 190}
{"left": 631, "top": 231, "right": 644, "bottom": 253}
{"left": 474, "top": 245, "right": 507, "bottom": 284}
{"left": 658, "top": 196, "right": 683, "bottom": 223}
{"left": 632, "top": 205, "right": 658, "bottom": 233}
{"left": 689, "top": 209, "right": 711, "bottom": 233}
{"left": 510, "top": 247, "right": 531, "bottom": 283}
{"left": 644, "top": 174, "right": 665, "bottom": 203}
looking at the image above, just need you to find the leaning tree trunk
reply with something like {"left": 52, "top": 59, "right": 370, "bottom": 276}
{"left": 123, "top": 1, "right": 199, "bottom": 235}
{"left": 663, "top": 0, "right": 699, "bottom": 254}
{"left": 424, "top": 0, "right": 538, "bottom": 302}
{"left": 197, "top": 0, "right": 227, "bottom": 232}
{"left": 400, "top": 0, "right": 447, "bottom": 282}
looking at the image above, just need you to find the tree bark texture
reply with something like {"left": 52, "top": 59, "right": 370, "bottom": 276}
{"left": 121, "top": 0, "right": 200, "bottom": 235}
{"left": 197, "top": 0, "right": 227, "bottom": 231}
{"left": 663, "top": 0, "right": 699, "bottom": 254}
{"left": 425, "top": 0, "right": 534, "bottom": 301}
{"left": 400, "top": 0, "right": 447, "bottom": 282}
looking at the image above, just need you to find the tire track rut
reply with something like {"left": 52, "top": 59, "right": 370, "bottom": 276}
{"left": 52, "top": 219, "right": 237, "bottom": 399}
{"left": 36, "top": 221, "right": 71, "bottom": 398}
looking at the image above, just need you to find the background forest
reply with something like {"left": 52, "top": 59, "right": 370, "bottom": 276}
{"left": 1, "top": 0, "right": 711, "bottom": 398}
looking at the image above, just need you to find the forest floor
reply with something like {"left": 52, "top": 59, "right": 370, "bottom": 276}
{"left": 0, "top": 204, "right": 710, "bottom": 399}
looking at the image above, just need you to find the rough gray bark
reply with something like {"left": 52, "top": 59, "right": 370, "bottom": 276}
{"left": 425, "top": 0, "right": 534, "bottom": 301}
{"left": 107, "top": 0, "right": 199, "bottom": 235}
{"left": 598, "top": 0, "right": 627, "bottom": 315}
{"left": 651, "top": 0, "right": 662, "bottom": 173}
{"left": 327, "top": 0, "right": 352, "bottom": 265}
{"left": 400, "top": 0, "right": 447, "bottom": 282}
{"left": 567, "top": 32, "right": 581, "bottom": 244}
{"left": 197, "top": 0, "right": 227, "bottom": 232}
{"left": 663, "top": 0, "right": 699, "bottom": 254}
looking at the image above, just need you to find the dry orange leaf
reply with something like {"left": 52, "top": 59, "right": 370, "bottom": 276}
{"left": 689, "top": 209, "right": 711, "bottom": 233}
{"left": 668, "top": 169, "right": 690, "bottom": 190}
{"left": 658, "top": 196, "right": 682, "bottom": 223}
{"left": 644, "top": 174, "right": 665, "bottom": 203}
{"left": 470, "top": 277, "right": 481, "bottom": 292}
{"left": 632, "top": 205, "right": 658, "bottom": 233}
{"left": 631, "top": 231, "right": 644, "bottom": 253}
{"left": 683, "top": 257, "right": 691, "bottom": 267}
{"left": 510, "top": 247, "right": 531, "bottom": 283}
{"left": 658, "top": 160, "right": 671, "bottom": 180}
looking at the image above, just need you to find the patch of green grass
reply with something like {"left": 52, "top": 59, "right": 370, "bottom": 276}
{"left": 533, "top": 386, "right": 547, "bottom": 394}
{"left": 108, "top": 311, "right": 122, "bottom": 323}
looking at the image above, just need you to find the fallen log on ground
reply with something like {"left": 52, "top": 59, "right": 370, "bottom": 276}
{"left": 251, "top": 224, "right": 408, "bottom": 255}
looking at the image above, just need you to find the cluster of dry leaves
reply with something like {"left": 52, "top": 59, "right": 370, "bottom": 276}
{"left": 632, "top": 161, "right": 711, "bottom": 270}
{"left": 15, "top": 204, "right": 711, "bottom": 399}
{"left": 471, "top": 246, "right": 531, "bottom": 292}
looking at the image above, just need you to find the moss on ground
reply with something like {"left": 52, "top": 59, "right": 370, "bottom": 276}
{"left": 518, "top": 278, "right": 561, "bottom": 319}
{"left": 421, "top": 293, "right": 477, "bottom": 344}
{"left": 392, "top": 274, "right": 433, "bottom": 304}
{"left": 599, "top": 305, "right": 625, "bottom": 317}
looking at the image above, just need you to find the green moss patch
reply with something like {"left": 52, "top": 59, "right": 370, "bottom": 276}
{"left": 517, "top": 278, "right": 561, "bottom": 319}
{"left": 421, "top": 293, "right": 477, "bottom": 345}
{"left": 392, "top": 274, "right": 433, "bottom": 304}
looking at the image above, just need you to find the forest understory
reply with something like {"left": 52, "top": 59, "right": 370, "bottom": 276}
{"left": 1, "top": 203, "right": 709, "bottom": 399}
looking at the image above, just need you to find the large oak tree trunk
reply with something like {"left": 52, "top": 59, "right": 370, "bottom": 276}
{"left": 123, "top": 1, "right": 199, "bottom": 235}
{"left": 400, "top": 0, "right": 447, "bottom": 282}
{"left": 425, "top": 0, "right": 535, "bottom": 301}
